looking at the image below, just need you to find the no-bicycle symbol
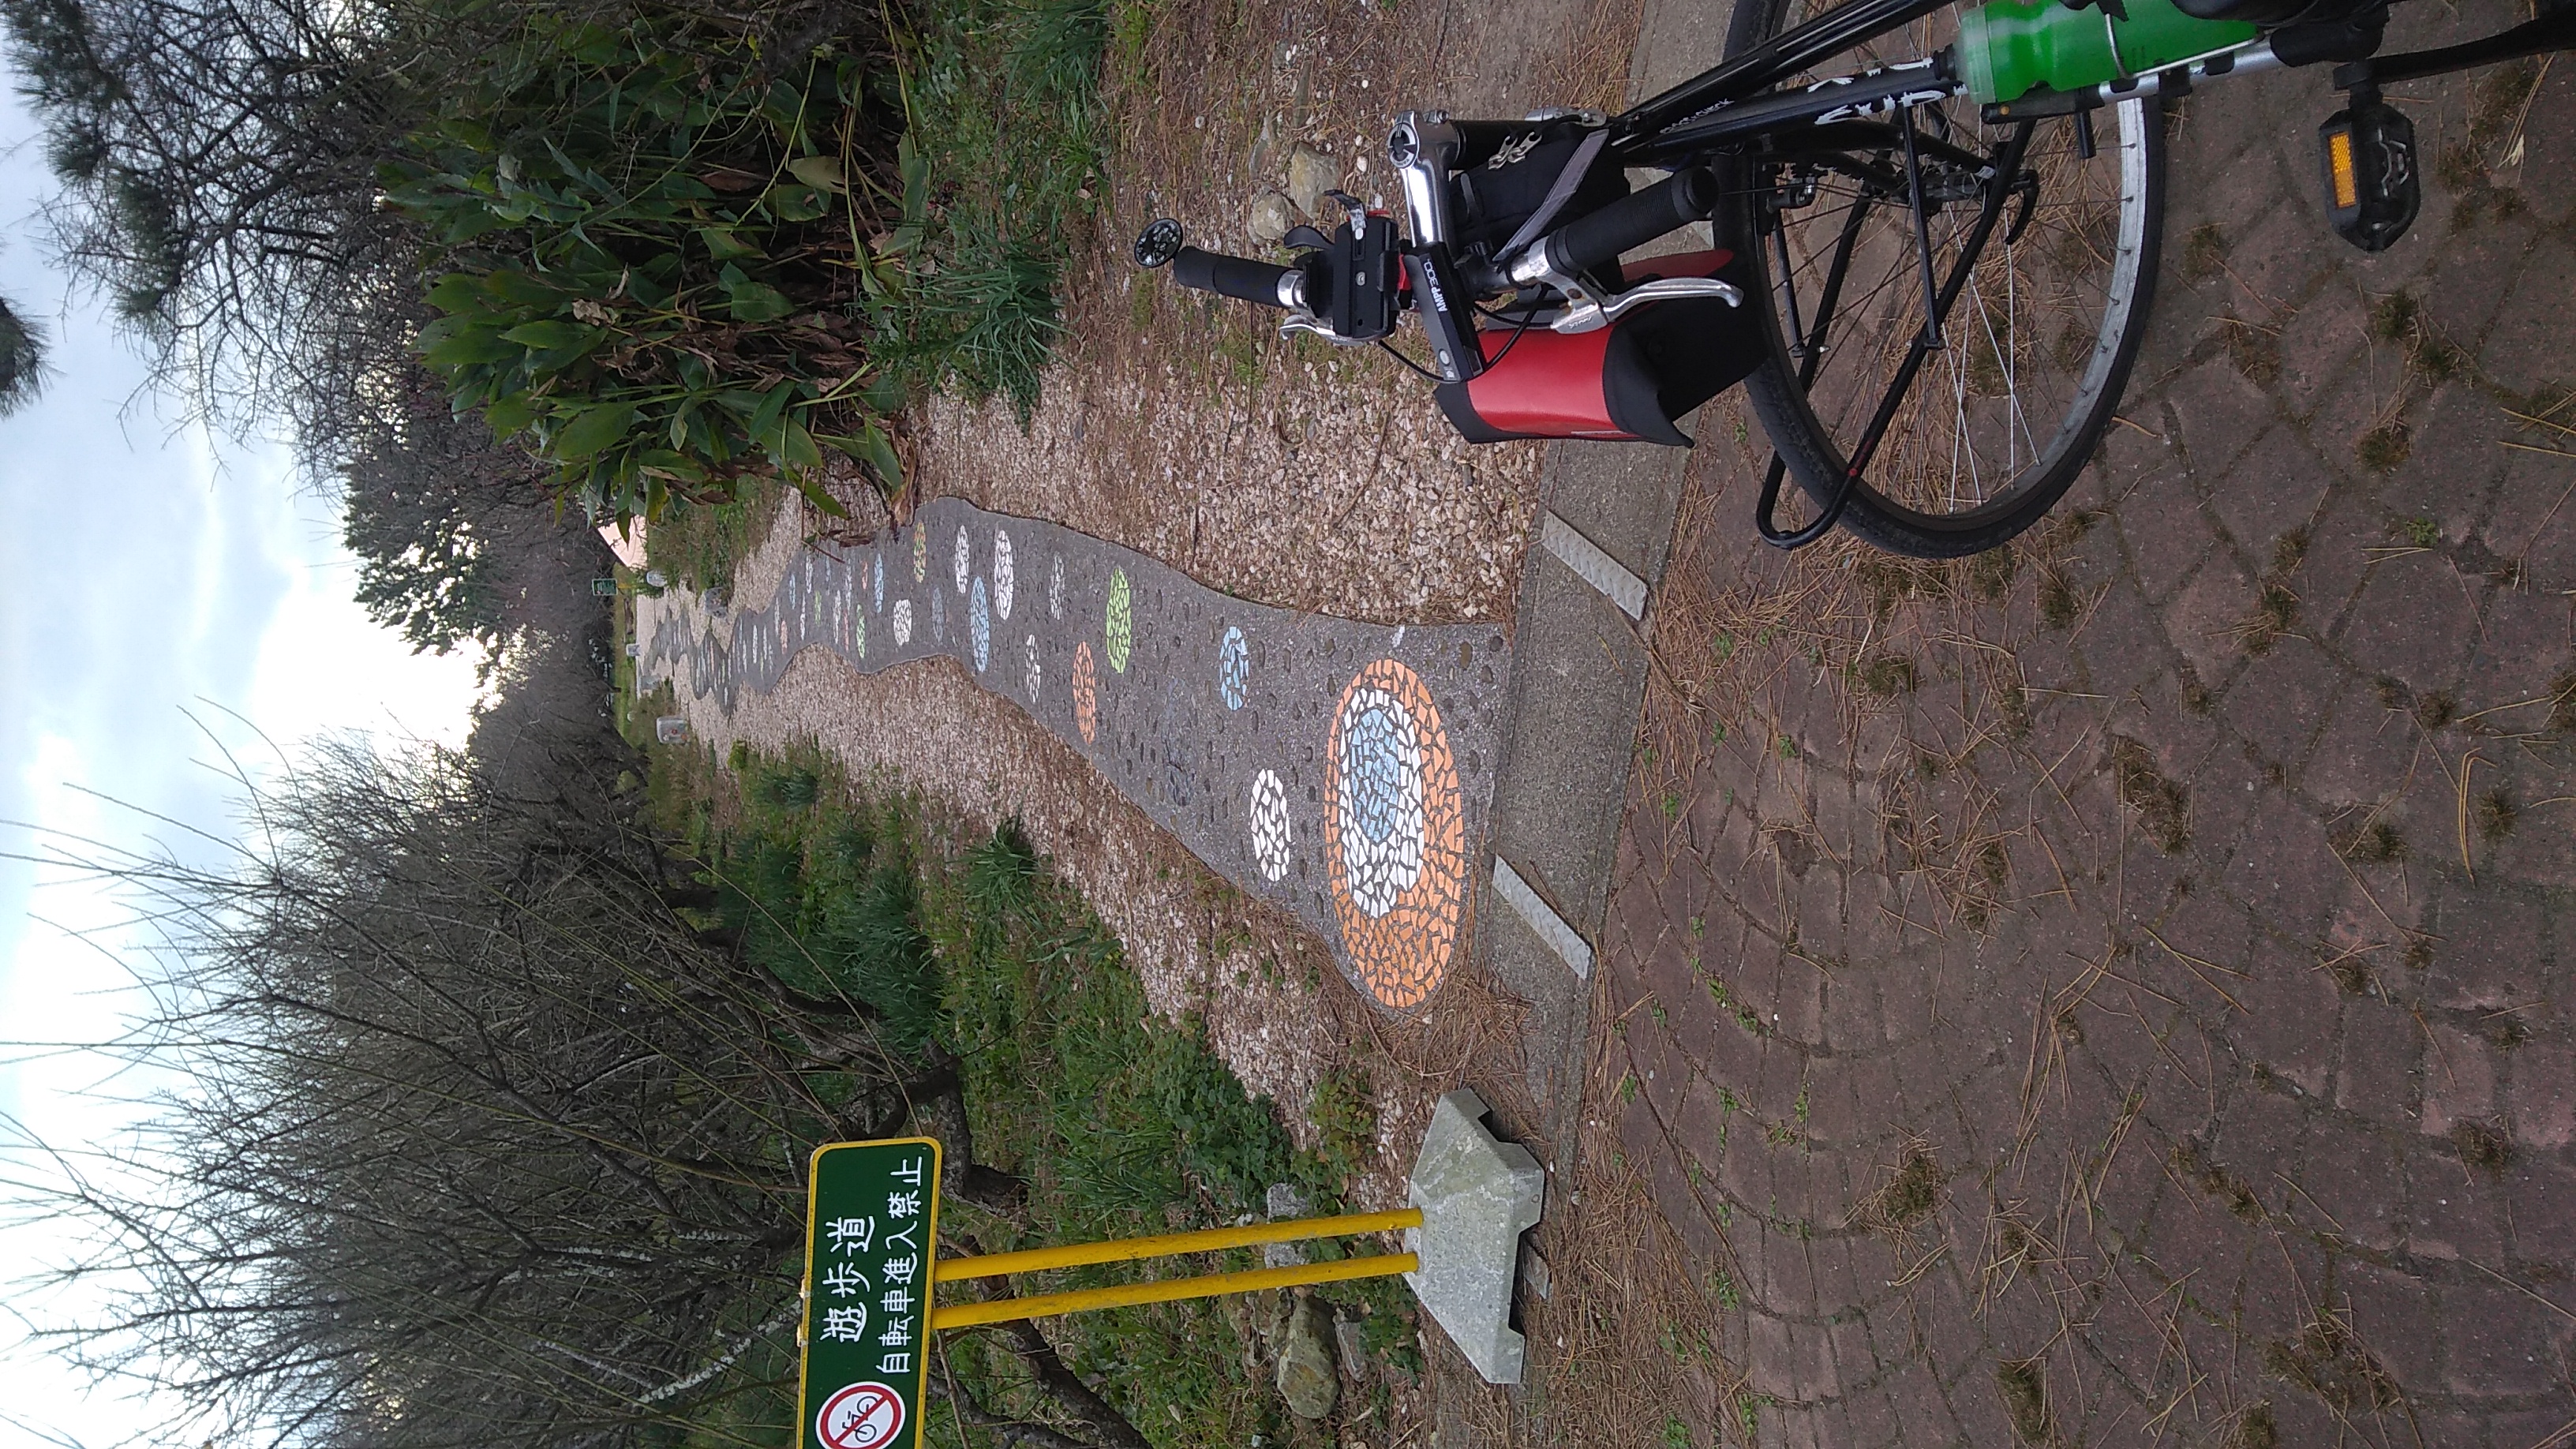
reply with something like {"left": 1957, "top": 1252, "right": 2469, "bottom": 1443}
{"left": 798, "top": 1138, "right": 941, "bottom": 1449}
{"left": 815, "top": 1381, "right": 905, "bottom": 1449}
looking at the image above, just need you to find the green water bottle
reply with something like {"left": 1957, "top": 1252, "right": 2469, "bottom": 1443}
{"left": 1953, "top": 0, "right": 2259, "bottom": 105}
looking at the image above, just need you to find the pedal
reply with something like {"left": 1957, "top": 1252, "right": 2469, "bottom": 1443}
{"left": 2316, "top": 94, "right": 2420, "bottom": 253}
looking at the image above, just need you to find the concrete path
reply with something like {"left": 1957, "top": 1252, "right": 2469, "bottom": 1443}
{"left": 1597, "top": 14, "right": 2576, "bottom": 1443}
{"left": 638, "top": 495, "right": 1515, "bottom": 1016}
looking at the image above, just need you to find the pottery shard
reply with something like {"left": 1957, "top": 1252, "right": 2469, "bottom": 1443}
{"left": 1273, "top": 1295, "right": 1339, "bottom": 1421}
{"left": 1246, "top": 190, "right": 1299, "bottom": 245}
{"left": 1284, "top": 143, "right": 1340, "bottom": 217}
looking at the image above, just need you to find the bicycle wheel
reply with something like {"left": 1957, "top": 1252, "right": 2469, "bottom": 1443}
{"left": 1713, "top": 0, "right": 2166, "bottom": 558}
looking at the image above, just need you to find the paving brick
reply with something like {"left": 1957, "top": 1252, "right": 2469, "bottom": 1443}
{"left": 2422, "top": 885, "right": 2552, "bottom": 1013}
{"left": 2254, "top": 1390, "right": 2350, "bottom": 1448}
{"left": 2271, "top": 279, "right": 2372, "bottom": 421}
{"left": 2338, "top": 551, "right": 2487, "bottom": 695}
{"left": 2503, "top": 1159, "right": 2576, "bottom": 1265}
{"left": 2422, "top": 1024, "right": 2503, "bottom": 1140}
{"left": 2443, "top": 1284, "right": 2566, "bottom": 1395}
{"left": 2222, "top": 636, "right": 2346, "bottom": 773}
{"left": 2509, "top": 1042, "right": 2576, "bottom": 1151}
{"left": 2168, "top": 356, "right": 2285, "bottom": 482}
{"left": 2374, "top": 383, "right": 2510, "bottom": 542}
{"left": 2208, "top": 426, "right": 2338, "bottom": 561}
{"left": 2218, "top": 800, "right": 2343, "bottom": 945}
{"left": 2233, "top": 956, "right": 2339, "bottom": 1095}
{"left": 2292, "top": 491, "right": 2395, "bottom": 635}
{"left": 2423, "top": 214, "right": 2551, "bottom": 356}
{"left": 2338, "top": 1257, "right": 2442, "bottom": 1395}
{"left": 2334, "top": 998, "right": 2423, "bottom": 1126}
{"left": 2288, "top": 1125, "right": 2406, "bottom": 1251}
{"left": 2403, "top": 1138, "right": 2510, "bottom": 1266}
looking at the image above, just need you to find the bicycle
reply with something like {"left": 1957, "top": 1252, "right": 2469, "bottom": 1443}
{"left": 1133, "top": 0, "right": 2574, "bottom": 558}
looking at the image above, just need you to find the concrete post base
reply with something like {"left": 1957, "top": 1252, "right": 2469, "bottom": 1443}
{"left": 1404, "top": 1088, "right": 1544, "bottom": 1384}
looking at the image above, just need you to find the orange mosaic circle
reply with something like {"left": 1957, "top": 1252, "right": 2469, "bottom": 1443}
{"left": 1323, "top": 657, "right": 1464, "bottom": 1012}
{"left": 1072, "top": 640, "right": 1099, "bottom": 745}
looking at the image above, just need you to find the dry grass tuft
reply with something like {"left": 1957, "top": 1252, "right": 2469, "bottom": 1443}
{"left": 2180, "top": 222, "right": 2227, "bottom": 285}
{"left": 2262, "top": 1312, "right": 2402, "bottom": 1413}
{"left": 1850, "top": 1144, "right": 1944, "bottom": 1234}
{"left": 2476, "top": 787, "right": 2516, "bottom": 841}
{"left": 2548, "top": 672, "right": 2576, "bottom": 733}
{"left": 2233, "top": 582, "right": 2299, "bottom": 656}
{"left": 2179, "top": 665, "right": 2213, "bottom": 715}
{"left": 2222, "top": 316, "right": 2283, "bottom": 386}
{"left": 2452, "top": 1118, "right": 2512, "bottom": 1173}
{"left": 2413, "top": 690, "right": 2458, "bottom": 730}
{"left": 2356, "top": 421, "right": 2413, "bottom": 473}
{"left": 2037, "top": 565, "right": 2082, "bottom": 629}
{"left": 1969, "top": 545, "right": 2018, "bottom": 601}
{"left": 1859, "top": 653, "right": 1920, "bottom": 697}
{"left": 1994, "top": 1357, "right": 2053, "bottom": 1444}
{"left": 2334, "top": 816, "right": 2405, "bottom": 864}
{"left": 2109, "top": 736, "right": 2190, "bottom": 854}
{"left": 2226, "top": 1401, "right": 2280, "bottom": 1449}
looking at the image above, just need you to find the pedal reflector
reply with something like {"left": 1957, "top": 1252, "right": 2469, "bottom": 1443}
{"left": 2316, "top": 99, "right": 2419, "bottom": 253}
{"left": 2327, "top": 128, "right": 2357, "bottom": 210}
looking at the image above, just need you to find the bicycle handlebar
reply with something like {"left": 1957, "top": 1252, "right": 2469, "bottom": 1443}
{"left": 1532, "top": 167, "right": 1722, "bottom": 279}
{"left": 1170, "top": 246, "right": 1305, "bottom": 309}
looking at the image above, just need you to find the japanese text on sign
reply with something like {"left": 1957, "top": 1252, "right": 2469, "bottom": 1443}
{"left": 799, "top": 1140, "right": 942, "bottom": 1449}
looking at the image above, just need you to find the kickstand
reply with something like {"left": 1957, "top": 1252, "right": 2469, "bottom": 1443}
{"left": 1754, "top": 454, "right": 1863, "bottom": 549}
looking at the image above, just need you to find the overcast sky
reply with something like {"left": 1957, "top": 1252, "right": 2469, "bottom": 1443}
{"left": 0, "top": 69, "right": 485, "bottom": 1447}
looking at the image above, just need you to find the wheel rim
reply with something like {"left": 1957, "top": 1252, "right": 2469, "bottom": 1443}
{"left": 1745, "top": 30, "right": 2155, "bottom": 526}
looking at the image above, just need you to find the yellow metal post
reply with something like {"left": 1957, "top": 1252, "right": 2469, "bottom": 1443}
{"left": 931, "top": 1208, "right": 1422, "bottom": 1283}
{"left": 928, "top": 1252, "right": 1419, "bottom": 1330}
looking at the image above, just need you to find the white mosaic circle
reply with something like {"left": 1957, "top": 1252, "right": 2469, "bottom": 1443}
{"left": 1333, "top": 685, "right": 1427, "bottom": 918}
{"left": 994, "top": 530, "right": 1016, "bottom": 620}
{"left": 1049, "top": 555, "right": 1066, "bottom": 620}
{"left": 953, "top": 527, "right": 971, "bottom": 595}
{"left": 873, "top": 554, "right": 885, "bottom": 613}
{"left": 1024, "top": 633, "right": 1041, "bottom": 700}
{"left": 970, "top": 577, "right": 991, "bottom": 672}
{"left": 892, "top": 598, "right": 913, "bottom": 646}
{"left": 1249, "top": 769, "right": 1293, "bottom": 882}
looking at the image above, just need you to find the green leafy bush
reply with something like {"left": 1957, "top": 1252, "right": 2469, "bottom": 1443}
{"left": 389, "top": 14, "right": 910, "bottom": 527}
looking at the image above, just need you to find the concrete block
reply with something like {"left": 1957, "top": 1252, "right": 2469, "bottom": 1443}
{"left": 1406, "top": 1088, "right": 1546, "bottom": 1383}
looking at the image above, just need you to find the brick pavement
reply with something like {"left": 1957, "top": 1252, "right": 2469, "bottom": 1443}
{"left": 1596, "top": 22, "right": 2576, "bottom": 1447}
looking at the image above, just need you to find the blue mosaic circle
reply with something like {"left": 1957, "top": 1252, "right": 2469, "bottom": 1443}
{"left": 873, "top": 553, "right": 885, "bottom": 613}
{"left": 931, "top": 587, "right": 946, "bottom": 644}
{"left": 1343, "top": 702, "right": 1413, "bottom": 849}
{"left": 1218, "top": 626, "right": 1249, "bottom": 710}
{"left": 970, "top": 577, "right": 991, "bottom": 672}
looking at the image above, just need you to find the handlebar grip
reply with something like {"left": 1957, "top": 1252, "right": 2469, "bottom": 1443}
{"left": 1541, "top": 167, "right": 1721, "bottom": 278}
{"left": 1170, "top": 247, "right": 1301, "bottom": 309}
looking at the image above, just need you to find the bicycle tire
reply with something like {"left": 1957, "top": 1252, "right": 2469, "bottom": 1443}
{"left": 1712, "top": 0, "right": 2168, "bottom": 558}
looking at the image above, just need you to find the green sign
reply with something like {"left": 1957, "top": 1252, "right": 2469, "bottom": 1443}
{"left": 799, "top": 1138, "right": 943, "bottom": 1449}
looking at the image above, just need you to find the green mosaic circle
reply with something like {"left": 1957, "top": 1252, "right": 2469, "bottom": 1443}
{"left": 1105, "top": 569, "right": 1133, "bottom": 673}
